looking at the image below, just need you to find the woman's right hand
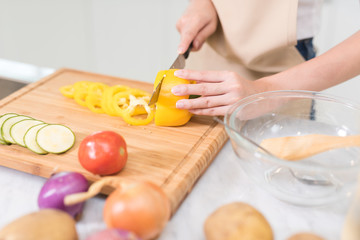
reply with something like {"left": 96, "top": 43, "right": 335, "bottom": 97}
{"left": 176, "top": 0, "right": 218, "bottom": 54}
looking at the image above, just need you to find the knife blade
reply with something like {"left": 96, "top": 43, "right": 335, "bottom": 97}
{"left": 148, "top": 43, "right": 192, "bottom": 106}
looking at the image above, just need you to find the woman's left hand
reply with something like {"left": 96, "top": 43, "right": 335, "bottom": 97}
{"left": 171, "top": 69, "right": 264, "bottom": 116}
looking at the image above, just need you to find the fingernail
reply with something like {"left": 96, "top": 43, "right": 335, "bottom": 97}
{"left": 171, "top": 86, "right": 181, "bottom": 95}
{"left": 177, "top": 46, "right": 185, "bottom": 54}
{"left": 193, "top": 40, "right": 198, "bottom": 49}
{"left": 176, "top": 100, "right": 184, "bottom": 109}
{"left": 174, "top": 70, "right": 184, "bottom": 77}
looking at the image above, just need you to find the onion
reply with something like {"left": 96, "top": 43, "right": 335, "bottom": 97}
{"left": 38, "top": 171, "right": 89, "bottom": 218}
{"left": 64, "top": 177, "right": 171, "bottom": 239}
{"left": 103, "top": 181, "right": 170, "bottom": 240}
{"left": 86, "top": 229, "right": 141, "bottom": 240}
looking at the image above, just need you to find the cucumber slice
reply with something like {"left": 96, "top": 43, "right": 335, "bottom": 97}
{"left": 2, "top": 115, "right": 32, "bottom": 144}
{"left": 10, "top": 119, "right": 44, "bottom": 147}
{"left": 36, "top": 124, "right": 75, "bottom": 154}
{"left": 24, "top": 123, "right": 48, "bottom": 154}
{"left": 0, "top": 113, "right": 19, "bottom": 143}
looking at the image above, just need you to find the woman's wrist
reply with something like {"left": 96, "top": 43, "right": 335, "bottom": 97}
{"left": 253, "top": 75, "right": 283, "bottom": 93}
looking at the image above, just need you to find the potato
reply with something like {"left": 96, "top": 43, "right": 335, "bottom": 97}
{"left": 204, "top": 202, "right": 273, "bottom": 240}
{"left": 0, "top": 209, "right": 78, "bottom": 240}
{"left": 287, "top": 232, "right": 325, "bottom": 240}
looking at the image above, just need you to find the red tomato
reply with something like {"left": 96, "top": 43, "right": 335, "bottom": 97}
{"left": 78, "top": 131, "right": 128, "bottom": 175}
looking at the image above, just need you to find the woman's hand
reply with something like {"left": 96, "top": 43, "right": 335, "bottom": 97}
{"left": 172, "top": 70, "right": 267, "bottom": 116}
{"left": 176, "top": 0, "right": 218, "bottom": 54}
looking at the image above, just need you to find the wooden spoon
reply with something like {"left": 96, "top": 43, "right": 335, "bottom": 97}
{"left": 260, "top": 134, "right": 360, "bottom": 161}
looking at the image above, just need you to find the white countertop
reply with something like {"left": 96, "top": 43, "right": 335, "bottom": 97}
{"left": 0, "top": 58, "right": 354, "bottom": 240}
{"left": 0, "top": 140, "right": 349, "bottom": 240}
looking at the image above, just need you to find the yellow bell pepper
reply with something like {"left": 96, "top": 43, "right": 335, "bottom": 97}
{"left": 73, "top": 81, "right": 93, "bottom": 107}
{"left": 102, "top": 85, "right": 130, "bottom": 116}
{"left": 122, "top": 103, "right": 155, "bottom": 126}
{"left": 85, "top": 83, "right": 108, "bottom": 113}
{"left": 112, "top": 89, "right": 150, "bottom": 116}
{"left": 59, "top": 80, "right": 163, "bottom": 126}
{"left": 154, "top": 69, "right": 192, "bottom": 126}
{"left": 59, "top": 85, "right": 75, "bottom": 98}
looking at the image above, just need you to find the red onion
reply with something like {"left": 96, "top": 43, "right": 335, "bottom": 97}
{"left": 38, "top": 171, "right": 88, "bottom": 218}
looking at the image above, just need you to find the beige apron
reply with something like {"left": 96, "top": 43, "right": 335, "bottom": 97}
{"left": 186, "top": 0, "right": 305, "bottom": 80}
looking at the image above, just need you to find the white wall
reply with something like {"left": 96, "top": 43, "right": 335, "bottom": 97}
{"left": 0, "top": 0, "right": 187, "bottom": 83}
{"left": 315, "top": 0, "right": 360, "bottom": 103}
{"left": 0, "top": 0, "right": 92, "bottom": 72}
{"left": 0, "top": 0, "right": 359, "bottom": 102}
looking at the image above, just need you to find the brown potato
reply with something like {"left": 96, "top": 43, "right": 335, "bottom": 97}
{"left": 204, "top": 202, "right": 273, "bottom": 240}
{"left": 287, "top": 232, "right": 325, "bottom": 240}
{"left": 0, "top": 209, "right": 78, "bottom": 240}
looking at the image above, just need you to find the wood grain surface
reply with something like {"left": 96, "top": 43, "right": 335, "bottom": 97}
{"left": 0, "top": 68, "right": 228, "bottom": 214}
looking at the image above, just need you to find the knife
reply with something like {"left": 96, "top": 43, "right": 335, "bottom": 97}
{"left": 148, "top": 43, "right": 192, "bottom": 106}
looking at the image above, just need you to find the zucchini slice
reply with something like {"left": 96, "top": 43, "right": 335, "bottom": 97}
{"left": 10, "top": 119, "right": 44, "bottom": 147}
{"left": 24, "top": 123, "right": 48, "bottom": 154}
{"left": 0, "top": 113, "right": 19, "bottom": 143}
{"left": 36, "top": 124, "right": 75, "bottom": 154}
{"left": 1, "top": 115, "right": 32, "bottom": 144}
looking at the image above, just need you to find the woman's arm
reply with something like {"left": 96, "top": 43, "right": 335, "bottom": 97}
{"left": 258, "top": 30, "right": 360, "bottom": 92}
{"left": 173, "top": 30, "right": 360, "bottom": 116}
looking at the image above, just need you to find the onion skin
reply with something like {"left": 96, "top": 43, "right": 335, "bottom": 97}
{"left": 86, "top": 229, "right": 141, "bottom": 240}
{"left": 103, "top": 181, "right": 170, "bottom": 240}
{"left": 38, "top": 172, "right": 89, "bottom": 218}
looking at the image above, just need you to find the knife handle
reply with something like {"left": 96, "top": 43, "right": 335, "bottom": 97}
{"left": 183, "top": 42, "right": 193, "bottom": 59}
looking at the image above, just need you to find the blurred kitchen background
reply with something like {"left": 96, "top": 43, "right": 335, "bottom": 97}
{"left": 0, "top": 0, "right": 359, "bottom": 102}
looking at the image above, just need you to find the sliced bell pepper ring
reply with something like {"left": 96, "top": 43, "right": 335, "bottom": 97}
{"left": 111, "top": 91, "right": 131, "bottom": 117}
{"left": 111, "top": 88, "right": 151, "bottom": 116}
{"left": 102, "top": 85, "right": 130, "bottom": 116}
{"left": 73, "top": 81, "right": 95, "bottom": 107}
{"left": 59, "top": 85, "right": 75, "bottom": 98}
{"left": 85, "top": 83, "right": 108, "bottom": 113}
{"left": 60, "top": 81, "right": 155, "bottom": 126}
{"left": 60, "top": 81, "right": 92, "bottom": 100}
{"left": 121, "top": 94, "right": 155, "bottom": 125}
{"left": 111, "top": 90, "right": 154, "bottom": 125}
{"left": 122, "top": 107, "right": 155, "bottom": 126}
{"left": 154, "top": 69, "right": 192, "bottom": 126}
{"left": 74, "top": 89, "right": 88, "bottom": 107}
{"left": 85, "top": 93, "right": 104, "bottom": 114}
{"left": 126, "top": 88, "right": 152, "bottom": 115}
{"left": 87, "top": 82, "right": 108, "bottom": 95}
{"left": 73, "top": 81, "right": 91, "bottom": 92}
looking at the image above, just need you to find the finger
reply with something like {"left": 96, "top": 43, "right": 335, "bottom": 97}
{"left": 175, "top": 95, "right": 234, "bottom": 109}
{"left": 172, "top": 82, "right": 229, "bottom": 96}
{"left": 174, "top": 69, "right": 232, "bottom": 83}
{"left": 177, "top": 32, "right": 194, "bottom": 54}
{"left": 192, "top": 23, "right": 217, "bottom": 51}
{"left": 189, "top": 106, "right": 229, "bottom": 116}
{"left": 176, "top": 19, "right": 199, "bottom": 54}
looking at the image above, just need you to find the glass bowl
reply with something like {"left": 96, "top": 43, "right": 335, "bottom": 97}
{"left": 224, "top": 90, "right": 360, "bottom": 206}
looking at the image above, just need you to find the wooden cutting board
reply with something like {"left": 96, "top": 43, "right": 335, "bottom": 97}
{"left": 0, "top": 68, "right": 228, "bottom": 214}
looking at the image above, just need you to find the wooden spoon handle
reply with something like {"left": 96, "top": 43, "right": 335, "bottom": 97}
{"left": 261, "top": 134, "right": 360, "bottom": 161}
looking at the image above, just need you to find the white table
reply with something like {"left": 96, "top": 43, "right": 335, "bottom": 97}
{"left": 0, "top": 140, "right": 348, "bottom": 240}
